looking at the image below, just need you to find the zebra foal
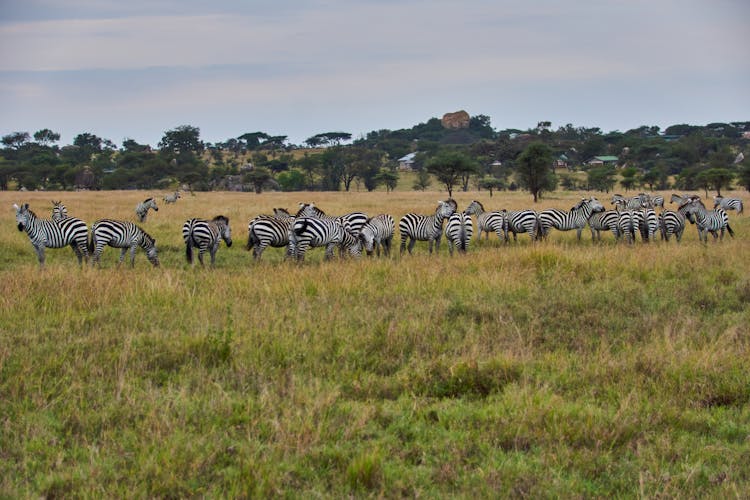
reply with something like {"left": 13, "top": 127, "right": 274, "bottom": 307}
{"left": 358, "top": 214, "right": 395, "bottom": 257}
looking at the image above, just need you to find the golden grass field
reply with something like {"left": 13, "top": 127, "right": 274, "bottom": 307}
{"left": 1, "top": 188, "right": 749, "bottom": 497}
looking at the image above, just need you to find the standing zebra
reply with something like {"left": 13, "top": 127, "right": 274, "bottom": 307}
{"left": 638, "top": 206, "right": 659, "bottom": 242}
{"left": 246, "top": 208, "right": 295, "bottom": 260}
{"left": 399, "top": 199, "right": 457, "bottom": 255}
{"left": 504, "top": 209, "right": 540, "bottom": 242}
{"left": 51, "top": 200, "right": 68, "bottom": 221}
{"left": 617, "top": 210, "right": 639, "bottom": 244}
{"left": 290, "top": 218, "right": 360, "bottom": 261}
{"left": 444, "top": 212, "right": 473, "bottom": 255}
{"left": 538, "top": 197, "right": 605, "bottom": 240}
{"left": 680, "top": 198, "right": 734, "bottom": 242}
{"left": 14, "top": 203, "right": 89, "bottom": 266}
{"left": 135, "top": 198, "right": 159, "bottom": 222}
{"left": 358, "top": 214, "right": 395, "bottom": 257}
{"left": 464, "top": 200, "right": 505, "bottom": 241}
{"left": 658, "top": 209, "right": 686, "bottom": 242}
{"left": 163, "top": 191, "right": 181, "bottom": 204}
{"left": 296, "top": 203, "right": 368, "bottom": 235}
{"left": 89, "top": 219, "right": 159, "bottom": 267}
{"left": 588, "top": 210, "right": 621, "bottom": 241}
{"left": 713, "top": 196, "right": 744, "bottom": 215}
{"left": 182, "top": 216, "right": 233, "bottom": 266}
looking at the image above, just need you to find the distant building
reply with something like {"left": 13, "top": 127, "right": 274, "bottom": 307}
{"left": 398, "top": 152, "right": 417, "bottom": 171}
{"left": 586, "top": 155, "right": 619, "bottom": 167}
{"left": 554, "top": 154, "right": 569, "bottom": 170}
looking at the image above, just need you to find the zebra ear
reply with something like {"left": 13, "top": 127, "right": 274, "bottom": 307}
{"left": 12, "top": 203, "right": 19, "bottom": 210}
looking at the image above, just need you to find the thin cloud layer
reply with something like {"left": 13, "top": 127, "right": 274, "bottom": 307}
{"left": 1, "top": 0, "right": 748, "bottom": 146}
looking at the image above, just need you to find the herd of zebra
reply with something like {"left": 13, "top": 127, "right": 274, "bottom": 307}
{"left": 11, "top": 191, "right": 743, "bottom": 267}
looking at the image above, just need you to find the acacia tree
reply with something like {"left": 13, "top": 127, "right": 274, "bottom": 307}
{"left": 515, "top": 142, "right": 557, "bottom": 202}
{"left": 426, "top": 151, "right": 478, "bottom": 197}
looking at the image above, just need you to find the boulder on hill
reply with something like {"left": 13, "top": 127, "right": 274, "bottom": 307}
{"left": 441, "top": 110, "right": 470, "bottom": 129}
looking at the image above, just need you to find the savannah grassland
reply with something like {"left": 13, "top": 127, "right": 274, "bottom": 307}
{"left": 1, "top": 188, "right": 749, "bottom": 498}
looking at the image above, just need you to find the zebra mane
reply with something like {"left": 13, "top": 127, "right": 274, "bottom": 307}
{"left": 471, "top": 200, "right": 484, "bottom": 211}
{"left": 212, "top": 215, "right": 229, "bottom": 224}
{"left": 143, "top": 197, "right": 154, "bottom": 203}
{"left": 296, "top": 203, "right": 326, "bottom": 217}
{"left": 445, "top": 199, "right": 458, "bottom": 211}
{"left": 274, "top": 207, "right": 291, "bottom": 216}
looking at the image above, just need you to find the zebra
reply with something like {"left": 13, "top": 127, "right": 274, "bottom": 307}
{"left": 51, "top": 200, "right": 68, "bottom": 221}
{"left": 658, "top": 209, "right": 686, "bottom": 242}
{"left": 358, "top": 214, "right": 395, "bottom": 257}
{"left": 638, "top": 206, "right": 659, "bottom": 242}
{"left": 14, "top": 203, "right": 89, "bottom": 266}
{"left": 588, "top": 210, "right": 621, "bottom": 241}
{"left": 464, "top": 200, "right": 505, "bottom": 241}
{"left": 679, "top": 198, "right": 734, "bottom": 242}
{"left": 399, "top": 199, "right": 457, "bottom": 255}
{"left": 617, "top": 210, "right": 639, "bottom": 244}
{"left": 246, "top": 208, "right": 295, "bottom": 260}
{"left": 182, "top": 215, "right": 233, "bottom": 266}
{"left": 290, "top": 217, "right": 361, "bottom": 261}
{"left": 89, "top": 219, "right": 159, "bottom": 267}
{"left": 538, "top": 197, "right": 605, "bottom": 240}
{"left": 670, "top": 193, "right": 694, "bottom": 206}
{"left": 296, "top": 203, "right": 368, "bottom": 236}
{"left": 135, "top": 198, "right": 158, "bottom": 222}
{"left": 713, "top": 196, "right": 744, "bottom": 215}
{"left": 444, "top": 212, "right": 473, "bottom": 255}
{"left": 504, "top": 209, "right": 540, "bottom": 242}
{"left": 611, "top": 194, "right": 644, "bottom": 212}
{"left": 163, "top": 191, "right": 181, "bottom": 204}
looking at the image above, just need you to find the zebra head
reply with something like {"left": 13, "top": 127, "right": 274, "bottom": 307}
{"left": 273, "top": 207, "right": 292, "bottom": 219}
{"left": 465, "top": 200, "right": 484, "bottom": 215}
{"left": 437, "top": 199, "right": 457, "bottom": 220}
{"left": 213, "top": 215, "right": 232, "bottom": 247}
{"left": 586, "top": 197, "right": 605, "bottom": 213}
{"left": 51, "top": 200, "right": 68, "bottom": 221}
{"left": 14, "top": 203, "right": 31, "bottom": 231}
{"left": 143, "top": 233, "right": 160, "bottom": 267}
{"left": 358, "top": 225, "right": 376, "bottom": 255}
{"left": 147, "top": 198, "right": 159, "bottom": 211}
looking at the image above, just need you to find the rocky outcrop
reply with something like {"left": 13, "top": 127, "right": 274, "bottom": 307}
{"left": 441, "top": 110, "right": 470, "bottom": 129}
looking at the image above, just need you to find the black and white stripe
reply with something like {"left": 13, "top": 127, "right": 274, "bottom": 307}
{"left": 713, "top": 196, "right": 744, "bottom": 215}
{"left": 444, "top": 212, "right": 473, "bottom": 255}
{"left": 246, "top": 208, "right": 295, "bottom": 260}
{"left": 504, "top": 210, "right": 540, "bottom": 242}
{"left": 617, "top": 210, "right": 639, "bottom": 244}
{"left": 680, "top": 198, "right": 734, "bottom": 242}
{"left": 399, "top": 199, "right": 457, "bottom": 254}
{"left": 182, "top": 215, "right": 233, "bottom": 266}
{"left": 358, "top": 214, "right": 395, "bottom": 257}
{"left": 163, "top": 191, "right": 181, "bottom": 204}
{"left": 658, "top": 209, "right": 686, "bottom": 242}
{"left": 51, "top": 200, "right": 68, "bottom": 221}
{"left": 135, "top": 198, "right": 159, "bottom": 222}
{"left": 296, "top": 203, "right": 368, "bottom": 236}
{"left": 638, "top": 207, "right": 659, "bottom": 242}
{"left": 464, "top": 200, "right": 505, "bottom": 241}
{"left": 538, "top": 197, "right": 605, "bottom": 240}
{"left": 14, "top": 203, "right": 89, "bottom": 266}
{"left": 588, "top": 210, "right": 621, "bottom": 241}
{"left": 290, "top": 218, "right": 360, "bottom": 261}
{"left": 89, "top": 219, "right": 159, "bottom": 267}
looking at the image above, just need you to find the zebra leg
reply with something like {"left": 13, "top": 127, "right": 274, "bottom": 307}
{"left": 407, "top": 238, "right": 416, "bottom": 255}
{"left": 118, "top": 247, "right": 128, "bottom": 266}
{"left": 254, "top": 242, "right": 268, "bottom": 260}
{"left": 383, "top": 237, "right": 392, "bottom": 257}
{"left": 129, "top": 245, "right": 137, "bottom": 267}
{"left": 93, "top": 243, "right": 105, "bottom": 267}
{"left": 34, "top": 244, "right": 46, "bottom": 267}
{"left": 70, "top": 242, "right": 84, "bottom": 266}
{"left": 209, "top": 242, "right": 220, "bottom": 266}
{"left": 399, "top": 235, "right": 407, "bottom": 255}
{"left": 325, "top": 243, "right": 336, "bottom": 260}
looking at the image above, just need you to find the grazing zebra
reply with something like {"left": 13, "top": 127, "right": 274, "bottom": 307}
{"left": 358, "top": 214, "right": 395, "bottom": 257}
{"left": 290, "top": 218, "right": 360, "bottom": 261}
{"left": 399, "top": 199, "right": 457, "bottom": 255}
{"left": 444, "top": 212, "right": 473, "bottom": 255}
{"left": 464, "top": 200, "right": 505, "bottom": 241}
{"left": 504, "top": 210, "right": 540, "bottom": 242}
{"left": 89, "top": 219, "right": 159, "bottom": 267}
{"left": 182, "top": 215, "right": 233, "bottom": 266}
{"left": 163, "top": 191, "right": 181, "bottom": 204}
{"left": 588, "top": 210, "right": 621, "bottom": 241}
{"left": 617, "top": 210, "right": 639, "bottom": 244}
{"left": 246, "top": 208, "right": 295, "bottom": 260}
{"left": 296, "top": 203, "right": 368, "bottom": 236}
{"left": 680, "top": 198, "right": 734, "bottom": 242}
{"left": 51, "top": 200, "right": 68, "bottom": 221}
{"left": 658, "top": 209, "right": 686, "bottom": 242}
{"left": 14, "top": 203, "right": 89, "bottom": 266}
{"left": 135, "top": 198, "right": 159, "bottom": 222}
{"left": 713, "top": 196, "right": 744, "bottom": 215}
{"left": 538, "top": 197, "right": 605, "bottom": 240}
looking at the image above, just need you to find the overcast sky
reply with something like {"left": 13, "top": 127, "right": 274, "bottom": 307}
{"left": 1, "top": 0, "right": 748, "bottom": 147}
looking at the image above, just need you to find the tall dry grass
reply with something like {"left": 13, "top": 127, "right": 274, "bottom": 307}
{"left": 1, "top": 189, "right": 749, "bottom": 497}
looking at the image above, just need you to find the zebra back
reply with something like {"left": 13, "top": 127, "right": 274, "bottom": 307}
{"left": 445, "top": 212, "right": 473, "bottom": 255}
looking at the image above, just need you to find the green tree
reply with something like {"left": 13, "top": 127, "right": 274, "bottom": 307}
{"left": 619, "top": 167, "right": 639, "bottom": 192}
{"left": 374, "top": 169, "right": 399, "bottom": 192}
{"left": 738, "top": 161, "right": 750, "bottom": 191}
{"left": 33, "top": 129, "right": 60, "bottom": 146}
{"left": 426, "top": 151, "right": 478, "bottom": 197}
{"left": 277, "top": 169, "right": 307, "bottom": 191}
{"left": 478, "top": 176, "right": 504, "bottom": 197}
{"left": 244, "top": 166, "right": 272, "bottom": 194}
{"left": 412, "top": 170, "right": 431, "bottom": 191}
{"left": 697, "top": 168, "right": 735, "bottom": 197}
{"left": 587, "top": 165, "right": 617, "bottom": 193}
{"left": 1, "top": 131, "right": 30, "bottom": 150}
{"left": 159, "top": 125, "right": 204, "bottom": 155}
{"left": 514, "top": 142, "right": 557, "bottom": 202}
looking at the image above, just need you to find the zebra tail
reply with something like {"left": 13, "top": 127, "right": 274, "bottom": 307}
{"left": 246, "top": 229, "right": 256, "bottom": 250}
{"left": 186, "top": 239, "right": 194, "bottom": 263}
{"left": 293, "top": 219, "right": 309, "bottom": 237}
{"left": 88, "top": 229, "right": 95, "bottom": 254}
{"left": 726, "top": 223, "right": 735, "bottom": 238}
{"left": 534, "top": 213, "right": 543, "bottom": 240}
